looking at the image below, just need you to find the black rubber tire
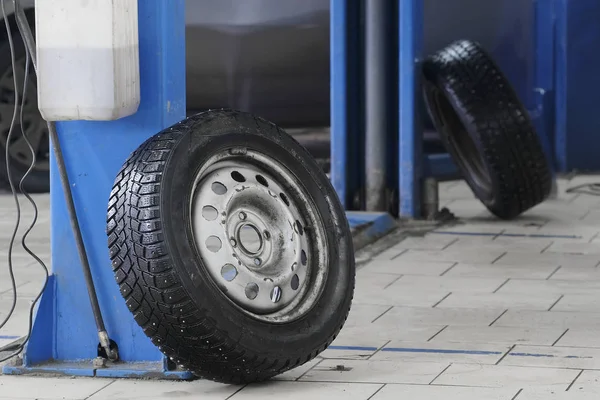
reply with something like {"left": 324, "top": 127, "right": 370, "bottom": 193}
{"left": 106, "top": 109, "right": 355, "bottom": 384}
{"left": 422, "top": 40, "right": 552, "bottom": 219}
{"left": 0, "top": 22, "right": 49, "bottom": 193}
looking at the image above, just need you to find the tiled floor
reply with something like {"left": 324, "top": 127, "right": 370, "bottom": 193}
{"left": 3, "top": 176, "right": 600, "bottom": 399}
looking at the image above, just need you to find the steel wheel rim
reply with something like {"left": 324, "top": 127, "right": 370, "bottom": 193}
{"left": 0, "top": 57, "right": 49, "bottom": 172}
{"left": 190, "top": 148, "right": 329, "bottom": 323}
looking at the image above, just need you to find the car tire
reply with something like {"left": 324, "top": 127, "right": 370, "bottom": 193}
{"left": 106, "top": 109, "right": 355, "bottom": 384}
{"left": 422, "top": 40, "right": 552, "bottom": 219}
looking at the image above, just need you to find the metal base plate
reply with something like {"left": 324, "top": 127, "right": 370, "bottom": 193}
{"left": 3, "top": 360, "right": 194, "bottom": 380}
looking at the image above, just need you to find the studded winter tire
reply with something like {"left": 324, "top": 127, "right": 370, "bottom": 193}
{"left": 106, "top": 109, "right": 355, "bottom": 384}
{"left": 422, "top": 40, "right": 552, "bottom": 219}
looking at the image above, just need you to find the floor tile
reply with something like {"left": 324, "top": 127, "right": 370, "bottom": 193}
{"left": 495, "top": 252, "right": 600, "bottom": 269}
{"left": 432, "top": 363, "right": 581, "bottom": 390}
{"left": 394, "top": 249, "right": 506, "bottom": 265}
{"left": 502, "top": 345, "right": 600, "bottom": 369}
{"left": 497, "top": 279, "right": 600, "bottom": 296}
{"left": 372, "top": 306, "right": 504, "bottom": 327}
{"left": 549, "top": 266, "right": 600, "bottom": 281}
{"left": 551, "top": 294, "right": 600, "bottom": 313}
{"left": 231, "top": 381, "right": 383, "bottom": 400}
{"left": 493, "top": 310, "right": 600, "bottom": 330}
{"left": 568, "top": 370, "right": 600, "bottom": 394}
{"left": 362, "top": 260, "right": 455, "bottom": 276}
{"left": 431, "top": 325, "right": 567, "bottom": 346}
{"left": 445, "top": 263, "right": 557, "bottom": 280}
{"left": 436, "top": 292, "right": 561, "bottom": 311}
{"left": 0, "top": 376, "right": 112, "bottom": 399}
{"left": 554, "top": 329, "right": 600, "bottom": 348}
{"left": 299, "top": 359, "right": 449, "bottom": 384}
{"left": 371, "top": 383, "right": 519, "bottom": 400}
{"left": 386, "top": 275, "right": 506, "bottom": 294}
{"left": 371, "top": 341, "right": 508, "bottom": 365}
{"left": 87, "top": 379, "right": 241, "bottom": 400}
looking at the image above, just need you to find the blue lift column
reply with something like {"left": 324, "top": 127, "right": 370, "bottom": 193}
{"left": 3, "top": 0, "right": 192, "bottom": 378}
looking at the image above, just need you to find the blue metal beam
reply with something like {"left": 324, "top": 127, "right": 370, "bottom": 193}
{"left": 398, "top": 0, "right": 424, "bottom": 218}
{"left": 330, "top": 0, "right": 363, "bottom": 210}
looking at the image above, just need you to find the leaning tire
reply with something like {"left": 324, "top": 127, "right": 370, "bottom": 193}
{"left": 422, "top": 40, "right": 552, "bottom": 219}
{"left": 106, "top": 109, "right": 355, "bottom": 384}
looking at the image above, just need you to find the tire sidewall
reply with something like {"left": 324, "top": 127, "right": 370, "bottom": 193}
{"left": 422, "top": 77, "right": 497, "bottom": 204}
{"left": 159, "top": 113, "right": 354, "bottom": 356}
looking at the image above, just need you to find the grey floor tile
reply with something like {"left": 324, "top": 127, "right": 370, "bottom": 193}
{"left": 432, "top": 325, "right": 567, "bottom": 346}
{"left": 330, "top": 323, "right": 444, "bottom": 348}
{"left": 394, "top": 248, "right": 506, "bottom": 265}
{"left": 87, "top": 379, "right": 241, "bottom": 400}
{"left": 497, "top": 279, "right": 600, "bottom": 296}
{"left": 502, "top": 345, "right": 600, "bottom": 369}
{"left": 436, "top": 292, "right": 561, "bottom": 311}
{"left": 362, "top": 259, "right": 455, "bottom": 276}
{"left": 549, "top": 266, "right": 600, "bottom": 281}
{"left": 517, "top": 389, "right": 600, "bottom": 399}
{"left": 551, "top": 294, "right": 600, "bottom": 313}
{"left": 494, "top": 310, "right": 600, "bottom": 330}
{"left": 554, "top": 329, "right": 600, "bottom": 348}
{"left": 231, "top": 381, "right": 383, "bottom": 400}
{"left": 495, "top": 252, "right": 600, "bottom": 269}
{"left": 0, "top": 376, "right": 112, "bottom": 399}
{"left": 447, "top": 237, "right": 553, "bottom": 253}
{"left": 352, "top": 286, "right": 449, "bottom": 307}
{"left": 300, "top": 359, "right": 449, "bottom": 384}
{"left": 373, "top": 306, "right": 504, "bottom": 327}
{"left": 343, "top": 304, "right": 394, "bottom": 327}
{"left": 568, "top": 370, "right": 600, "bottom": 394}
{"left": 445, "top": 262, "right": 557, "bottom": 280}
{"left": 371, "top": 383, "right": 519, "bottom": 400}
{"left": 432, "top": 363, "right": 581, "bottom": 390}
{"left": 545, "top": 242, "right": 600, "bottom": 255}
{"left": 390, "top": 234, "right": 458, "bottom": 251}
{"left": 386, "top": 275, "right": 506, "bottom": 294}
{"left": 371, "top": 341, "right": 508, "bottom": 365}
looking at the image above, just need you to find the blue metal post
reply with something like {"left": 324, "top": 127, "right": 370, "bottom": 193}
{"left": 330, "top": 0, "right": 362, "bottom": 210}
{"left": 398, "top": 0, "right": 424, "bottom": 218}
{"left": 3, "top": 0, "right": 191, "bottom": 378}
{"left": 553, "top": 0, "right": 600, "bottom": 172}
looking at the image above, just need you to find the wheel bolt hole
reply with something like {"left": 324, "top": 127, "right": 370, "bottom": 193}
{"left": 239, "top": 224, "right": 262, "bottom": 254}
{"left": 205, "top": 236, "right": 222, "bottom": 253}
{"left": 270, "top": 286, "right": 282, "bottom": 303}
{"left": 256, "top": 174, "right": 269, "bottom": 187}
{"left": 231, "top": 171, "right": 246, "bottom": 183}
{"left": 295, "top": 220, "right": 304, "bottom": 236}
{"left": 300, "top": 250, "right": 307, "bottom": 266}
{"left": 291, "top": 274, "right": 299, "bottom": 290}
{"left": 221, "top": 264, "right": 237, "bottom": 282}
{"left": 263, "top": 230, "right": 271, "bottom": 240}
{"left": 280, "top": 192, "right": 290, "bottom": 207}
{"left": 211, "top": 182, "right": 227, "bottom": 195}
{"left": 201, "top": 205, "right": 218, "bottom": 221}
{"left": 245, "top": 283, "right": 259, "bottom": 300}
{"left": 254, "top": 258, "right": 262, "bottom": 266}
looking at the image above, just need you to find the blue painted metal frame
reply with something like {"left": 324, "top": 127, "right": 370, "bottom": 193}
{"left": 398, "top": 0, "right": 424, "bottom": 218}
{"left": 330, "top": 0, "right": 363, "bottom": 210}
{"left": 3, "top": 0, "right": 192, "bottom": 379}
{"left": 553, "top": 0, "right": 600, "bottom": 172}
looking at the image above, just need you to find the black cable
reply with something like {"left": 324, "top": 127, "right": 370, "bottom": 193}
{"left": 13, "top": 0, "right": 118, "bottom": 362}
{"left": 0, "top": 0, "right": 48, "bottom": 363}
